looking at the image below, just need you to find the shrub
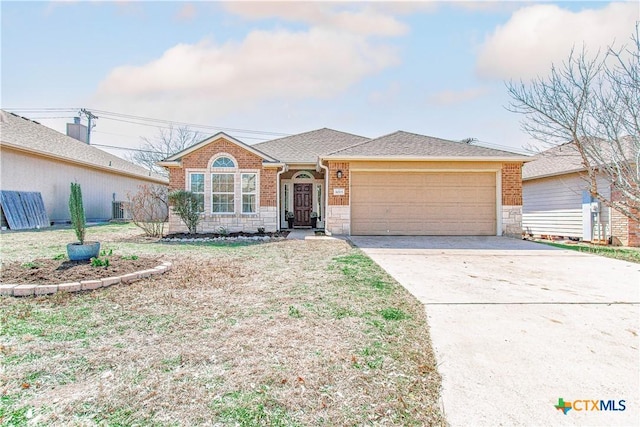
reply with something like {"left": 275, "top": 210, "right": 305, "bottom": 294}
{"left": 168, "top": 190, "right": 201, "bottom": 234}
{"left": 128, "top": 184, "right": 168, "bottom": 237}
{"left": 69, "top": 182, "right": 86, "bottom": 244}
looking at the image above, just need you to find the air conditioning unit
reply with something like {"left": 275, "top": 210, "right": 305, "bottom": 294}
{"left": 112, "top": 201, "right": 131, "bottom": 220}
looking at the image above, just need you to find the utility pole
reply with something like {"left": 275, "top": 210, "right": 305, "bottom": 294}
{"left": 80, "top": 108, "right": 98, "bottom": 144}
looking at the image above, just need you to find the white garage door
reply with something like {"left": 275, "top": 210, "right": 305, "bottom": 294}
{"left": 351, "top": 172, "right": 496, "bottom": 235}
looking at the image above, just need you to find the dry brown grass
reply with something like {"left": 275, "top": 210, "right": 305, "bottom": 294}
{"left": 1, "top": 224, "right": 444, "bottom": 426}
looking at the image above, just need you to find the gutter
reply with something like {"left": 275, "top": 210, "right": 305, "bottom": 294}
{"left": 275, "top": 164, "right": 288, "bottom": 231}
{"left": 318, "top": 160, "right": 330, "bottom": 236}
{"left": 320, "top": 155, "right": 532, "bottom": 162}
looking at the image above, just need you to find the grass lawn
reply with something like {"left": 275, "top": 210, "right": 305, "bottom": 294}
{"left": 0, "top": 223, "right": 444, "bottom": 426}
{"left": 535, "top": 240, "right": 640, "bottom": 264}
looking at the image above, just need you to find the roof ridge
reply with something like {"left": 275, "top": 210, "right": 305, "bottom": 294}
{"left": 1, "top": 110, "right": 167, "bottom": 181}
{"left": 252, "top": 127, "right": 366, "bottom": 147}
{"left": 325, "top": 130, "right": 462, "bottom": 157}
{"left": 323, "top": 133, "right": 379, "bottom": 156}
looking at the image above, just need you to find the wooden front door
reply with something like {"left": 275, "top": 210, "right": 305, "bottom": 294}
{"left": 294, "top": 184, "right": 313, "bottom": 226}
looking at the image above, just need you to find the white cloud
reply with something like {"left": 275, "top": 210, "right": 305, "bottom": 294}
{"left": 93, "top": 28, "right": 399, "bottom": 119}
{"left": 428, "top": 87, "right": 489, "bottom": 106}
{"left": 476, "top": 2, "right": 639, "bottom": 80}
{"left": 223, "top": 2, "right": 408, "bottom": 36}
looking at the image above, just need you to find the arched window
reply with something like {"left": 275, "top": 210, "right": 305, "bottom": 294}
{"left": 294, "top": 171, "right": 313, "bottom": 179}
{"left": 212, "top": 156, "right": 235, "bottom": 168}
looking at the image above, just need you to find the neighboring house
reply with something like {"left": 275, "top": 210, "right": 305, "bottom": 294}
{"left": 160, "top": 128, "right": 528, "bottom": 236}
{"left": 522, "top": 143, "right": 640, "bottom": 247}
{"left": 0, "top": 110, "right": 168, "bottom": 223}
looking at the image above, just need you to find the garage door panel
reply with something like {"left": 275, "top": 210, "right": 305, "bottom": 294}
{"left": 351, "top": 171, "right": 496, "bottom": 235}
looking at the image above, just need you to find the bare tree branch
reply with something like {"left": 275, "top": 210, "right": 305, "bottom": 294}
{"left": 127, "top": 125, "right": 202, "bottom": 175}
{"left": 506, "top": 27, "right": 640, "bottom": 222}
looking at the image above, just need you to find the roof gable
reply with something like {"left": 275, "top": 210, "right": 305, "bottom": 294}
{"left": 324, "top": 130, "right": 528, "bottom": 160}
{"left": 161, "top": 132, "right": 278, "bottom": 165}
{"left": 0, "top": 110, "right": 167, "bottom": 183}
{"left": 251, "top": 128, "right": 368, "bottom": 163}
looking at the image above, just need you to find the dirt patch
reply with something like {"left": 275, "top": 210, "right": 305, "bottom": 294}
{"left": 0, "top": 256, "right": 161, "bottom": 284}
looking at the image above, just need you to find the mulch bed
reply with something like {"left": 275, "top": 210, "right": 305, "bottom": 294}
{"left": 0, "top": 256, "right": 161, "bottom": 285}
{"left": 163, "top": 231, "right": 289, "bottom": 239}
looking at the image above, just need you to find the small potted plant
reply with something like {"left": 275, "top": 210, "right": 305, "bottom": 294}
{"left": 66, "top": 182, "right": 100, "bottom": 261}
{"left": 310, "top": 212, "right": 319, "bottom": 228}
{"left": 286, "top": 211, "right": 295, "bottom": 229}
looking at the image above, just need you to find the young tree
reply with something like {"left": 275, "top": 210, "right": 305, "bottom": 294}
{"left": 128, "top": 184, "right": 168, "bottom": 237}
{"left": 506, "top": 28, "right": 640, "bottom": 222}
{"left": 168, "top": 190, "right": 201, "bottom": 234}
{"left": 128, "top": 126, "right": 201, "bottom": 175}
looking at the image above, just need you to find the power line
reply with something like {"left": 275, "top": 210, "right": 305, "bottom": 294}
{"left": 6, "top": 107, "right": 291, "bottom": 141}
{"left": 96, "top": 116, "right": 272, "bottom": 141}
{"left": 89, "top": 108, "right": 291, "bottom": 137}
{"left": 91, "top": 143, "right": 164, "bottom": 154}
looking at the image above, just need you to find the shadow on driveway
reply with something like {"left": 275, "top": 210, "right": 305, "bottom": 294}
{"left": 348, "top": 235, "right": 559, "bottom": 250}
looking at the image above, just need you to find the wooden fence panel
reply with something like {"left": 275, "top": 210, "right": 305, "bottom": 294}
{"left": 0, "top": 191, "right": 50, "bottom": 230}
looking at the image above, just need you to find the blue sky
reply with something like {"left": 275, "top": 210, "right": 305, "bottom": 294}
{"left": 2, "top": 1, "right": 638, "bottom": 157}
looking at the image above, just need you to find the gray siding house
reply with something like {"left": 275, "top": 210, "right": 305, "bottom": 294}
{"left": 523, "top": 143, "right": 638, "bottom": 246}
{"left": 0, "top": 110, "right": 167, "bottom": 224}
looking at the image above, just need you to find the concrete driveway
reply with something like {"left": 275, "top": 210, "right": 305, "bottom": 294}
{"left": 350, "top": 236, "right": 640, "bottom": 426}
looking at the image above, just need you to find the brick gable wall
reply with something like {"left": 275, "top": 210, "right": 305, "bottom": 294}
{"left": 165, "top": 138, "right": 277, "bottom": 207}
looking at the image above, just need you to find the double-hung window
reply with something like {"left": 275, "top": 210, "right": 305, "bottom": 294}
{"left": 242, "top": 173, "right": 257, "bottom": 213}
{"left": 189, "top": 173, "right": 205, "bottom": 213}
{"left": 212, "top": 173, "right": 235, "bottom": 213}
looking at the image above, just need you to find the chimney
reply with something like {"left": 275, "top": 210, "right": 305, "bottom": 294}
{"left": 66, "top": 119, "right": 89, "bottom": 144}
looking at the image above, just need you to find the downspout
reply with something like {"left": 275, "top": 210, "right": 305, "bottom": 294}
{"left": 608, "top": 204, "right": 612, "bottom": 244}
{"left": 318, "top": 159, "right": 330, "bottom": 235}
{"left": 276, "top": 164, "right": 288, "bottom": 232}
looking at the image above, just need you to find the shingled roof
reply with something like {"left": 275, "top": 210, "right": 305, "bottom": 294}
{"left": 324, "top": 131, "right": 528, "bottom": 159}
{"left": 252, "top": 128, "right": 368, "bottom": 163}
{"left": 522, "top": 143, "right": 585, "bottom": 180}
{"left": 0, "top": 110, "right": 167, "bottom": 183}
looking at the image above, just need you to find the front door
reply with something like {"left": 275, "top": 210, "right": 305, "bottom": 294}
{"left": 294, "top": 184, "right": 312, "bottom": 226}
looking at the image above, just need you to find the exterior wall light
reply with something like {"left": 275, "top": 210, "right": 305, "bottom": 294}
{"left": 336, "top": 170, "right": 343, "bottom": 179}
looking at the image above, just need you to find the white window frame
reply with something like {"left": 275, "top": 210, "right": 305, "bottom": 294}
{"left": 211, "top": 173, "right": 235, "bottom": 214}
{"left": 241, "top": 173, "right": 258, "bottom": 214}
{"left": 212, "top": 156, "right": 236, "bottom": 168}
{"left": 189, "top": 172, "right": 205, "bottom": 213}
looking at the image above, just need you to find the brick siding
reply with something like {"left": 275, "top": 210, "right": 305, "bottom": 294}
{"left": 164, "top": 137, "right": 277, "bottom": 207}
{"left": 502, "top": 163, "right": 522, "bottom": 206}
{"left": 327, "top": 161, "right": 349, "bottom": 206}
{"left": 611, "top": 186, "right": 640, "bottom": 247}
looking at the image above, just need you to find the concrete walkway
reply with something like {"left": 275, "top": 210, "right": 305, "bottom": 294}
{"left": 350, "top": 236, "right": 640, "bottom": 426}
{"left": 286, "top": 229, "right": 315, "bottom": 240}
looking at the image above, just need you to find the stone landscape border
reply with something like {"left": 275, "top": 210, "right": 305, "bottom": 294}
{"left": 0, "top": 261, "right": 172, "bottom": 297}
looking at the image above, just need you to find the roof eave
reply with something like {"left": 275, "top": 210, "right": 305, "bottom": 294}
{"left": 164, "top": 132, "right": 279, "bottom": 163}
{"left": 157, "top": 160, "right": 181, "bottom": 168}
{"left": 262, "top": 162, "right": 286, "bottom": 168}
{"left": 2, "top": 142, "right": 168, "bottom": 184}
{"left": 522, "top": 167, "right": 586, "bottom": 181}
{"left": 320, "top": 155, "right": 531, "bottom": 162}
